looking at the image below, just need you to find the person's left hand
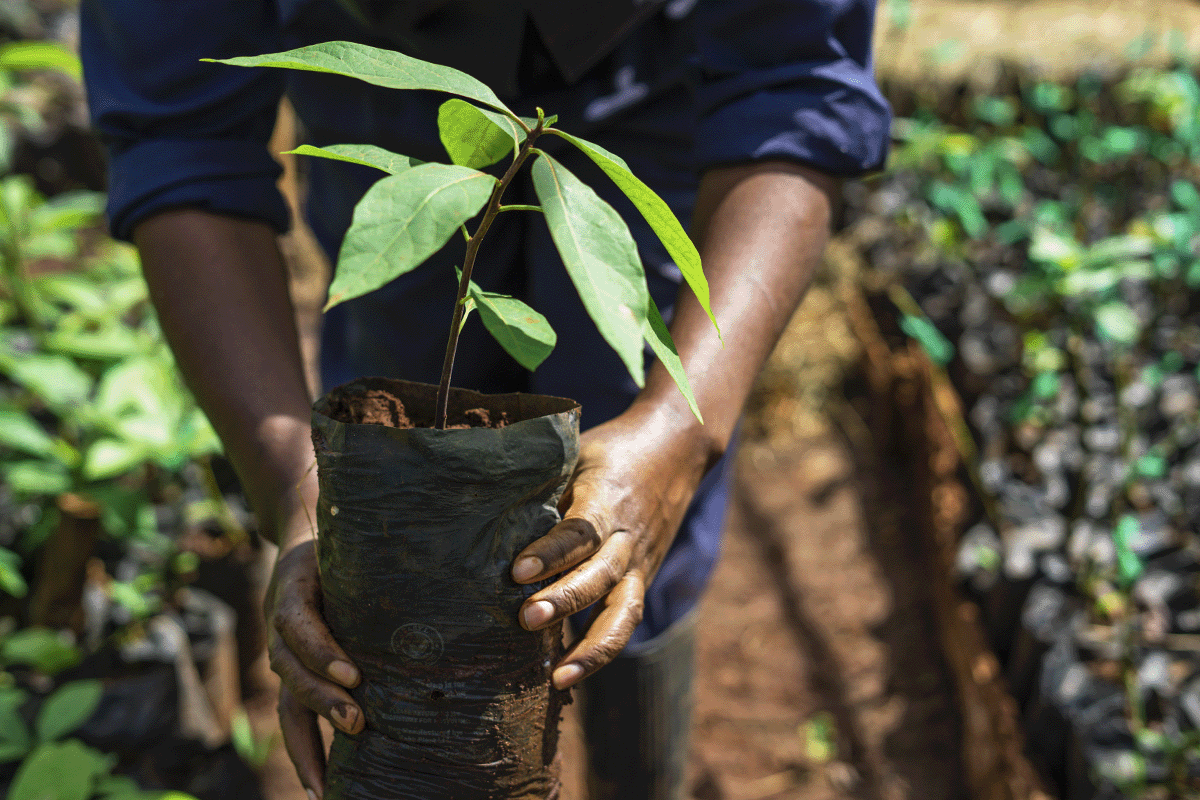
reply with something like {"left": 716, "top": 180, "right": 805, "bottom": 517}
{"left": 510, "top": 401, "right": 713, "bottom": 689}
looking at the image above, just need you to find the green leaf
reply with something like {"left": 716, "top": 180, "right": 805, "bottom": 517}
{"left": 643, "top": 302, "right": 701, "bottom": 422}
{"left": 0, "top": 42, "right": 81, "bottom": 80}
{"left": 1081, "top": 234, "right": 1153, "bottom": 268}
{"left": 28, "top": 192, "right": 104, "bottom": 235}
{"left": 5, "top": 355, "right": 92, "bottom": 411}
{"left": 330, "top": 164, "right": 496, "bottom": 309}
{"left": 0, "top": 548, "right": 27, "bottom": 599}
{"left": 35, "top": 680, "right": 102, "bottom": 743}
{"left": 206, "top": 41, "right": 513, "bottom": 114}
{"left": 92, "top": 356, "right": 178, "bottom": 425}
{"left": 1027, "top": 227, "right": 1084, "bottom": 272}
{"left": 1171, "top": 178, "right": 1200, "bottom": 212}
{"left": 8, "top": 740, "right": 113, "bottom": 800}
{"left": 44, "top": 325, "right": 144, "bottom": 361}
{"left": 927, "top": 182, "right": 986, "bottom": 239}
{"left": 1058, "top": 262, "right": 1153, "bottom": 296}
{"left": 464, "top": 281, "right": 556, "bottom": 371}
{"left": 549, "top": 131, "right": 716, "bottom": 335}
{"left": 284, "top": 144, "right": 417, "bottom": 175}
{"left": 31, "top": 275, "right": 107, "bottom": 315}
{"left": 1, "top": 629, "right": 80, "bottom": 675}
{"left": 1113, "top": 515, "right": 1145, "bottom": 586}
{"left": 1098, "top": 125, "right": 1145, "bottom": 159}
{"left": 800, "top": 711, "right": 838, "bottom": 764}
{"left": 109, "top": 582, "right": 154, "bottom": 619}
{"left": 0, "top": 409, "right": 54, "bottom": 457}
{"left": 899, "top": 313, "right": 955, "bottom": 365}
{"left": 438, "top": 99, "right": 525, "bottom": 169}
{"left": 532, "top": 153, "right": 650, "bottom": 387}
{"left": 1031, "top": 370, "right": 1060, "bottom": 400}
{"left": 3, "top": 461, "right": 70, "bottom": 497}
{"left": 1135, "top": 453, "right": 1167, "bottom": 480}
{"left": 230, "top": 710, "right": 274, "bottom": 769}
{"left": 83, "top": 486, "right": 154, "bottom": 541}
{"left": 1095, "top": 302, "right": 1141, "bottom": 345}
{"left": 83, "top": 438, "right": 150, "bottom": 481}
{"left": 0, "top": 688, "right": 31, "bottom": 763}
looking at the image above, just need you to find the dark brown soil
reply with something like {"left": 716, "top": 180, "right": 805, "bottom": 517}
{"left": 323, "top": 387, "right": 510, "bottom": 430}
{"left": 684, "top": 430, "right": 965, "bottom": 800}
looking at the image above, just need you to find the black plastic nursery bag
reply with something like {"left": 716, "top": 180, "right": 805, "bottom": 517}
{"left": 312, "top": 377, "right": 580, "bottom": 800}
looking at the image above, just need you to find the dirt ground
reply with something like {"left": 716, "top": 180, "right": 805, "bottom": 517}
{"left": 684, "top": 431, "right": 965, "bottom": 800}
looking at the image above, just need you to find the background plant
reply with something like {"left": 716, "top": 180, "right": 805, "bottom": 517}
{"left": 0, "top": 28, "right": 250, "bottom": 800}
{"left": 858, "top": 60, "right": 1200, "bottom": 797}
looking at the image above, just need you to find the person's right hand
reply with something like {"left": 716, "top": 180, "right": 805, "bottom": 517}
{"left": 265, "top": 534, "right": 365, "bottom": 799}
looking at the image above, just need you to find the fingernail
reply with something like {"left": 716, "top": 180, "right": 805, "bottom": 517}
{"left": 513, "top": 556, "right": 543, "bottom": 582}
{"left": 328, "top": 660, "right": 359, "bottom": 687}
{"left": 552, "top": 663, "right": 584, "bottom": 689}
{"left": 332, "top": 703, "right": 359, "bottom": 734}
{"left": 522, "top": 600, "right": 555, "bottom": 629}
{"left": 307, "top": 790, "right": 319, "bottom": 800}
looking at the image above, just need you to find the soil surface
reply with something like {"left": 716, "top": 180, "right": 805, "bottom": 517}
{"left": 323, "top": 386, "right": 509, "bottom": 429}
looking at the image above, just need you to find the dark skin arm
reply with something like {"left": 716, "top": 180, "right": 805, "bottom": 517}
{"left": 133, "top": 212, "right": 364, "bottom": 798}
{"left": 511, "top": 160, "right": 836, "bottom": 685}
{"left": 131, "top": 158, "right": 835, "bottom": 799}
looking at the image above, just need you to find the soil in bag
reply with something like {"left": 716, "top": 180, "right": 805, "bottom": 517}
{"left": 312, "top": 378, "right": 581, "bottom": 800}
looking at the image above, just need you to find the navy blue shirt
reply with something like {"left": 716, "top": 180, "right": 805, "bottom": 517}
{"left": 81, "top": 0, "right": 890, "bottom": 242}
{"left": 79, "top": 0, "right": 891, "bottom": 644}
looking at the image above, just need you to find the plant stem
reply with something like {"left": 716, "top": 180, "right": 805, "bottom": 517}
{"left": 434, "top": 119, "right": 544, "bottom": 429}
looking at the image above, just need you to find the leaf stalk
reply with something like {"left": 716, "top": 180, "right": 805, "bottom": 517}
{"left": 434, "top": 117, "right": 545, "bottom": 429}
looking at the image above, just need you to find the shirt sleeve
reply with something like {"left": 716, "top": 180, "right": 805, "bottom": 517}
{"left": 80, "top": 0, "right": 289, "bottom": 241}
{"left": 692, "top": 0, "right": 891, "bottom": 176}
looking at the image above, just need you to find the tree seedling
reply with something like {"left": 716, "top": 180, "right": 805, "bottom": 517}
{"left": 209, "top": 42, "right": 717, "bottom": 429}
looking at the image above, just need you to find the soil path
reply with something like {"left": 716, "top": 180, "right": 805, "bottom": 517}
{"left": 684, "top": 432, "right": 964, "bottom": 800}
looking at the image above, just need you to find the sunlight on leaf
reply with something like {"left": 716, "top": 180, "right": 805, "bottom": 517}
{"left": 207, "top": 41, "right": 513, "bottom": 114}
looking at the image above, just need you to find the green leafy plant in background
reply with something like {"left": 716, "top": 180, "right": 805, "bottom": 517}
{"left": 0, "top": 628, "right": 197, "bottom": 800}
{"left": 0, "top": 175, "right": 223, "bottom": 600}
{"left": 0, "top": 127, "right": 223, "bottom": 800}
{"left": 884, "top": 61, "right": 1200, "bottom": 799}
{"left": 210, "top": 41, "right": 716, "bottom": 429}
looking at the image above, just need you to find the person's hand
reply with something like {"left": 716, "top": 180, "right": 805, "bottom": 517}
{"left": 511, "top": 401, "right": 712, "bottom": 689}
{"left": 265, "top": 532, "right": 365, "bottom": 799}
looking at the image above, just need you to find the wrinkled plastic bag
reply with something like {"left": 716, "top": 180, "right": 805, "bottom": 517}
{"left": 312, "top": 378, "right": 580, "bottom": 800}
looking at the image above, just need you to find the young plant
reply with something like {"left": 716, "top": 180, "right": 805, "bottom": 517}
{"left": 208, "top": 42, "right": 717, "bottom": 428}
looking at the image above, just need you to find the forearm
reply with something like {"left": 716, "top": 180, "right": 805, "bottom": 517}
{"left": 133, "top": 210, "right": 317, "bottom": 547}
{"left": 631, "top": 160, "right": 838, "bottom": 462}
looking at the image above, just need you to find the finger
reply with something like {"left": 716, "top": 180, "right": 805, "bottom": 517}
{"left": 552, "top": 572, "right": 645, "bottom": 689}
{"left": 278, "top": 685, "right": 326, "bottom": 799}
{"left": 518, "top": 531, "right": 634, "bottom": 630}
{"left": 512, "top": 516, "right": 604, "bottom": 583}
{"left": 269, "top": 632, "right": 365, "bottom": 736}
{"left": 274, "top": 584, "right": 362, "bottom": 689}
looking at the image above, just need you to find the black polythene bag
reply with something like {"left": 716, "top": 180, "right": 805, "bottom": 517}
{"left": 312, "top": 378, "right": 580, "bottom": 800}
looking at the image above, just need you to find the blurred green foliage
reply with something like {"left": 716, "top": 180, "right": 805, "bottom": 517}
{"left": 886, "top": 60, "right": 1200, "bottom": 799}
{"left": 0, "top": 34, "right": 212, "bottom": 800}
